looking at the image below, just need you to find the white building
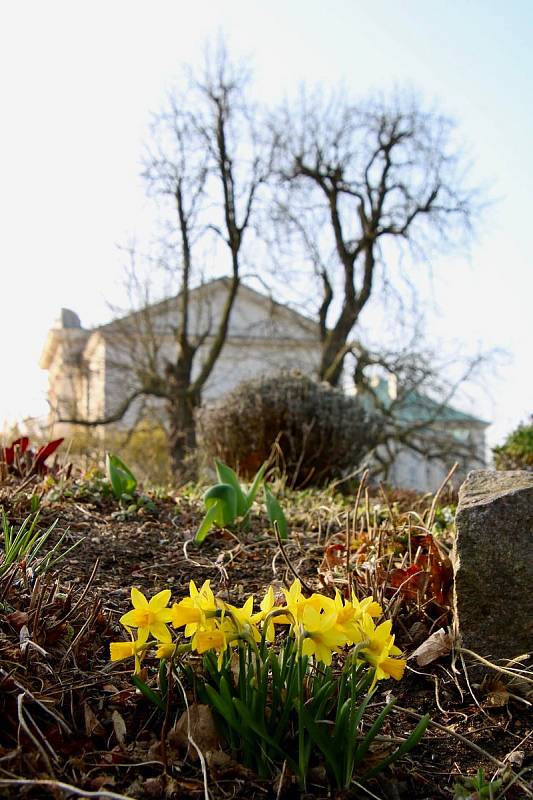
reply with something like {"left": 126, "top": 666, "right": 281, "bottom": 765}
{"left": 40, "top": 279, "right": 320, "bottom": 432}
{"left": 40, "top": 279, "right": 488, "bottom": 491}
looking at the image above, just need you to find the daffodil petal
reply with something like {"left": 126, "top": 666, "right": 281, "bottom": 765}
{"left": 150, "top": 622, "right": 172, "bottom": 643}
{"left": 131, "top": 587, "right": 148, "bottom": 609}
{"left": 149, "top": 589, "right": 172, "bottom": 612}
{"left": 156, "top": 642, "right": 176, "bottom": 659}
{"left": 120, "top": 609, "right": 142, "bottom": 628}
{"left": 136, "top": 627, "right": 150, "bottom": 645}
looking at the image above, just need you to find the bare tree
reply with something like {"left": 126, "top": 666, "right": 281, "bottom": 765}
{"left": 59, "top": 46, "right": 271, "bottom": 476}
{"left": 273, "top": 90, "right": 479, "bottom": 385}
{"left": 350, "top": 337, "right": 491, "bottom": 481}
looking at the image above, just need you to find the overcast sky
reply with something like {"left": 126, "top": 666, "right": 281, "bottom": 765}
{"left": 1, "top": 0, "right": 531, "bottom": 448}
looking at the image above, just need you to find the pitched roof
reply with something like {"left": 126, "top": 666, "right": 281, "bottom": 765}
{"left": 362, "top": 378, "right": 489, "bottom": 427}
{"left": 96, "top": 277, "right": 319, "bottom": 339}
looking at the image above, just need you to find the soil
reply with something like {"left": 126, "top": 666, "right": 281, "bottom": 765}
{"left": 0, "top": 476, "right": 531, "bottom": 800}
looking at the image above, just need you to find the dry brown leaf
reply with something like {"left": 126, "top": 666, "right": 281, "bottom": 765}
{"left": 171, "top": 703, "right": 220, "bottom": 759}
{"left": 483, "top": 679, "right": 510, "bottom": 708}
{"left": 504, "top": 750, "right": 524, "bottom": 768}
{"left": 90, "top": 774, "right": 116, "bottom": 790}
{"left": 19, "top": 625, "right": 31, "bottom": 651}
{"left": 410, "top": 628, "right": 451, "bottom": 666}
{"left": 84, "top": 702, "right": 105, "bottom": 737}
{"left": 112, "top": 709, "right": 127, "bottom": 746}
{"left": 6, "top": 610, "right": 28, "bottom": 629}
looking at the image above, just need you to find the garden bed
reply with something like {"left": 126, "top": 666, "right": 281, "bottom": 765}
{"left": 0, "top": 473, "right": 531, "bottom": 799}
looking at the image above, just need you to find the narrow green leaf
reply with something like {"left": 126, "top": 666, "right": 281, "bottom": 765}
{"left": 194, "top": 504, "right": 220, "bottom": 543}
{"left": 353, "top": 696, "right": 396, "bottom": 767}
{"left": 204, "top": 684, "right": 234, "bottom": 721}
{"left": 233, "top": 698, "right": 298, "bottom": 768}
{"left": 131, "top": 675, "right": 165, "bottom": 710}
{"left": 299, "top": 705, "right": 342, "bottom": 786}
{"left": 245, "top": 462, "right": 267, "bottom": 508}
{"left": 361, "top": 714, "right": 430, "bottom": 780}
{"left": 264, "top": 486, "right": 288, "bottom": 540}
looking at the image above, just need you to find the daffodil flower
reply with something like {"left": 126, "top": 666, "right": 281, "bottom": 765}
{"left": 110, "top": 627, "right": 149, "bottom": 674}
{"left": 322, "top": 590, "right": 383, "bottom": 644}
{"left": 299, "top": 605, "right": 349, "bottom": 666}
{"left": 193, "top": 625, "right": 230, "bottom": 670}
{"left": 254, "top": 585, "right": 283, "bottom": 641}
{"left": 156, "top": 642, "right": 177, "bottom": 660}
{"left": 356, "top": 616, "right": 406, "bottom": 688}
{"left": 277, "top": 579, "right": 324, "bottom": 624}
{"left": 225, "top": 596, "right": 262, "bottom": 642}
{"left": 170, "top": 580, "right": 219, "bottom": 637}
{"left": 119, "top": 588, "right": 173, "bottom": 643}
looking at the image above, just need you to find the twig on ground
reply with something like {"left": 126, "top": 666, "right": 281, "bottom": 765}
{"left": 347, "top": 469, "right": 368, "bottom": 598}
{"left": 0, "top": 778, "right": 136, "bottom": 799}
{"left": 273, "top": 521, "right": 314, "bottom": 594}
{"left": 61, "top": 558, "right": 100, "bottom": 623}
{"left": 459, "top": 648, "right": 533, "bottom": 683}
{"left": 426, "top": 462, "right": 458, "bottom": 530}
{"left": 393, "top": 704, "right": 533, "bottom": 798}
{"left": 175, "top": 674, "right": 211, "bottom": 800}
{"left": 17, "top": 694, "right": 55, "bottom": 776}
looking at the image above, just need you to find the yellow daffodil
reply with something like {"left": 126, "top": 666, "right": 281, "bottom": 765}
{"left": 278, "top": 579, "right": 325, "bottom": 624}
{"left": 322, "top": 591, "right": 383, "bottom": 644}
{"left": 254, "top": 585, "right": 282, "bottom": 641}
{"left": 351, "top": 593, "right": 382, "bottom": 619}
{"left": 119, "top": 588, "right": 173, "bottom": 643}
{"left": 225, "top": 596, "right": 262, "bottom": 642}
{"left": 357, "top": 616, "right": 406, "bottom": 688}
{"left": 300, "top": 605, "right": 349, "bottom": 666}
{"left": 171, "top": 580, "right": 218, "bottom": 637}
{"left": 156, "top": 642, "right": 177, "bottom": 660}
{"left": 110, "top": 627, "right": 149, "bottom": 674}
{"left": 193, "top": 625, "right": 229, "bottom": 670}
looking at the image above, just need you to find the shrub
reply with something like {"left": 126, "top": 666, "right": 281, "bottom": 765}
{"left": 61, "top": 421, "right": 173, "bottom": 486}
{"left": 197, "top": 372, "right": 376, "bottom": 487}
{"left": 493, "top": 416, "right": 533, "bottom": 471}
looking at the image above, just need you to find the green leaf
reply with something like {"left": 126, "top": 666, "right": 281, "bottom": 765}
{"left": 245, "top": 462, "right": 267, "bottom": 508}
{"left": 195, "top": 483, "right": 239, "bottom": 544}
{"left": 352, "top": 696, "right": 396, "bottom": 768}
{"left": 233, "top": 698, "right": 298, "bottom": 769}
{"left": 361, "top": 713, "right": 430, "bottom": 780}
{"left": 215, "top": 461, "right": 248, "bottom": 515}
{"left": 204, "top": 684, "right": 234, "bottom": 722}
{"left": 204, "top": 483, "right": 238, "bottom": 524}
{"left": 195, "top": 503, "right": 221, "bottom": 544}
{"left": 131, "top": 675, "right": 165, "bottom": 710}
{"left": 299, "top": 705, "right": 341, "bottom": 786}
{"left": 106, "top": 453, "right": 137, "bottom": 499}
{"left": 264, "top": 486, "right": 288, "bottom": 540}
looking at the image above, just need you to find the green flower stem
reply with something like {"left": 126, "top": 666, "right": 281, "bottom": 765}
{"left": 296, "top": 630, "right": 306, "bottom": 790}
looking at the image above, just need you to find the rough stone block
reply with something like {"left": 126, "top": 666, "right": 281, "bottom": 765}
{"left": 454, "top": 470, "right": 533, "bottom": 662}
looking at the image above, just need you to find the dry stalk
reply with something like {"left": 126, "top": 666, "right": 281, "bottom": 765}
{"left": 346, "top": 469, "right": 368, "bottom": 598}
{"left": 17, "top": 693, "right": 55, "bottom": 776}
{"left": 426, "top": 462, "right": 458, "bottom": 530}
{"left": 0, "top": 778, "right": 137, "bottom": 799}
{"left": 393, "top": 704, "right": 533, "bottom": 798}
{"left": 61, "top": 558, "right": 100, "bottom": 623}
{"left": 273, "top": 521, "right": 314, "bottom": 594}
{"left": 175, "top": 674, "right": 210, "bottom": 800}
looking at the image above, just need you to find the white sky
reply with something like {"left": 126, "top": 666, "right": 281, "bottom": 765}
{"left": 1, "top": 0, "right": 531, "bottom": 448}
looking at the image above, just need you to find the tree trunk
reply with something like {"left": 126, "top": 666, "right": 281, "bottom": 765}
{"left": 167, "top": 390, "right": 200, "bottom": 481}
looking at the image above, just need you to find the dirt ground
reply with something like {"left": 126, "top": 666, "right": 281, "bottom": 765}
{"left": 0, "top": 478, "right": 531, "bottom": 800}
